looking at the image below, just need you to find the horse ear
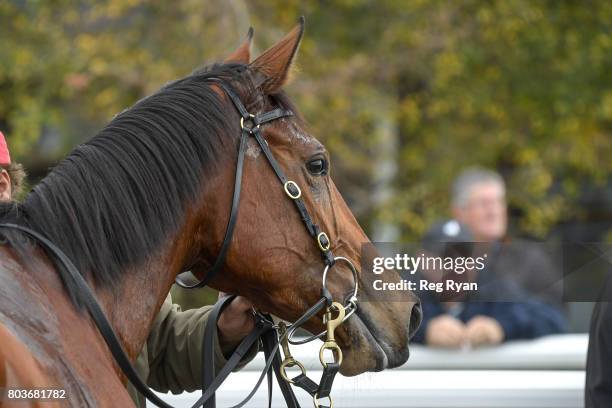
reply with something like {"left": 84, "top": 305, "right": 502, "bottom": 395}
{"left": 225, "top": 27, "right": 254, "bottom": 64}
{"left": 250, "top": 16, "right": 305, "bottom": 93}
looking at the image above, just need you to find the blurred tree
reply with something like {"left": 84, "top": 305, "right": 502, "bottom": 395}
{"left": 1, "top": 0, "right": 610, "bottom": 245}
{"left": 248, "top": 0, "right": 612, "bottom": 240}
{"left": 0, "top": 0, "right": 249, "bottom": 166}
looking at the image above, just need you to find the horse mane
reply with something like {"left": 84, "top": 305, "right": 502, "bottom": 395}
{"left": 0, "top": 63, "right": 258, "bottom": 308}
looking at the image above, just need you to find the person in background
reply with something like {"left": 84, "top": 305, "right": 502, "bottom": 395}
{"left": 412, "top": 167, "right": 567, "bottom": 348}
{"left": 412, "top": 220, "right": 567, "bottom": 347}
{"left": 451, "top": 168, "right": 563, "bottom": 306}
{"left": 0, "top": 130, "right": 258, "bottom": 407}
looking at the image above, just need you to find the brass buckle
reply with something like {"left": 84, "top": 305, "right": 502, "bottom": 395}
{"left": 317, "top": 232, "right": 331, "bottom": 252}
{"left": 283, "top": 180, "right": 302, "bottom": 199}
{"left": 280, "top": 359, "right": 307, "bottom": 384}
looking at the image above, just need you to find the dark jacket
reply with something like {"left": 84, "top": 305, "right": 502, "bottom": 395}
{"left": 412, "top": 296, "right": 567, "bottom": 344}
{"left": 491, "top": 239, "right": 564, "bottom": 307}
{"left": 411, "top": 265, "right": 567, "bottom": 344}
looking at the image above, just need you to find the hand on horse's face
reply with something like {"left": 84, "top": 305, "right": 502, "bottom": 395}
{"left": 216, "top": 292, "right": 256, "bottom": 355}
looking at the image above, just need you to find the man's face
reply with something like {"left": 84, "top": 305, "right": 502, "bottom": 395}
{"left": 454, "top": 181, "right": 507, "bottom": 241}
{"left": 0, "top": 169, "right": 12, "bottom": 201}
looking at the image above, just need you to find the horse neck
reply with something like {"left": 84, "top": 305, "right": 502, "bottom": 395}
{"left": 94, "top": 231, "right": 190, "bottom": 361}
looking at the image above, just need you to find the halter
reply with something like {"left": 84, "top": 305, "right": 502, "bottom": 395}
{"left": 0, "top": 77, "right": 358, "bottom": 408}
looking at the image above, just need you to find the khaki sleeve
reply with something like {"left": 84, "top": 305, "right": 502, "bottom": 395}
{"left": 146, "top": 294, "right": 259, "bottom": 394}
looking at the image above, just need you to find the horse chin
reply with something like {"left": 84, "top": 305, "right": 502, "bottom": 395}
{"left": 337, "top": 311, "right": 408, "bottom": 376}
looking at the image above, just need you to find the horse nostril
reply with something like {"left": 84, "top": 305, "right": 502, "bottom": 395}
{"left": 408, "top": 301, "right": 423, "bottom": 339}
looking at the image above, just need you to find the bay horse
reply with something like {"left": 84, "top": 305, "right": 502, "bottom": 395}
{"left": 0, "top": 19, "right": 421, "bottom": 407}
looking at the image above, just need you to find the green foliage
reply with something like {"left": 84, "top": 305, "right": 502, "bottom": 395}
{"left": 249, "top": 0, "right": 612, "bottom": 239}
{"left": 0, "top": 0, "right": 247, "bottom": 160}
{"left": 1, "top": 0, "right": 610, "bottom": 245}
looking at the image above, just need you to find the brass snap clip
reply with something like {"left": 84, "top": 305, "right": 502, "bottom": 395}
{"left": 279, "top": 322, "right": 306, "bottom": 383}
{"left": 319, "top": 302, "right": 346, "bottom": 367}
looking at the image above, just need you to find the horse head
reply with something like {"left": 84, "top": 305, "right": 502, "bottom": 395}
{"left": 185, "top": 19, "right": 422, "bottom": 376}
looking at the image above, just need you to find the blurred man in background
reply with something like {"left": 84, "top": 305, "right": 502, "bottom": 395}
{"left": 412, "top": 168, "right": 567, "bottom": 348}
{"left": 451, "top": 168, "right": 563, "bottom": 306}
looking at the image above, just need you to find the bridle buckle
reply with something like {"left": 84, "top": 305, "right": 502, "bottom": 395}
{"left": 283, "top": 180, "right": 302, "bottom": 199}
{"left": 317, "top": 232, "right": 331, "bottom": 252}
{"left": 240, "top": 113, "right": 260, "bottom": 133}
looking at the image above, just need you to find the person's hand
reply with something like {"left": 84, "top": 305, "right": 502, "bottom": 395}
{"left": 216, "top": 293, "right": 256, "bottom": 355}
{"left": 465, "top": 315, "right": 504, "bottom": 347}
{"left": 425, "top": 315, "right": 467, "bottom": 348}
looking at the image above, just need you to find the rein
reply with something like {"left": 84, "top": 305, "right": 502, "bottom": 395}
{"left": 0, "top": 78, "right": 358, "bottom": 408}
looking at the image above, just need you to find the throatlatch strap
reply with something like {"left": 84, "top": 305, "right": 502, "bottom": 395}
{"left": 175, "top": 80, "right": 295, "bottom": 289}
{"left": 175, "top": 127, "right": 250, "bottom": 289}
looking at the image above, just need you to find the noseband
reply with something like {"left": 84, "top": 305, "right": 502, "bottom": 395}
{"left": 0, "top": 78, "right": 358, "bottom": 408}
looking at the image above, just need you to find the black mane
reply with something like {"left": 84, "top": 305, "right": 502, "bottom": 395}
{"left": 0, "top": 63, "right": 254, "bottom": 307}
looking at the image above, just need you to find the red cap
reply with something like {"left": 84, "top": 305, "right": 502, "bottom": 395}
{"left": 0, "top": 131, "right": 11, "bottom": 166}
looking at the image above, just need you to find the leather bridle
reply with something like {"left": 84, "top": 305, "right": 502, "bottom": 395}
{"left": 178, "top": 78, "right": 360, "bottom": 407}
{"left": 0, "top": 77, "right": 358, "bottom": 408}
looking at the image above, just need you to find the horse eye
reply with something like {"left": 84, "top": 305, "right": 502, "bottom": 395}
{"left": 306, "top": 158, "right": 328, "bottom": 176}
